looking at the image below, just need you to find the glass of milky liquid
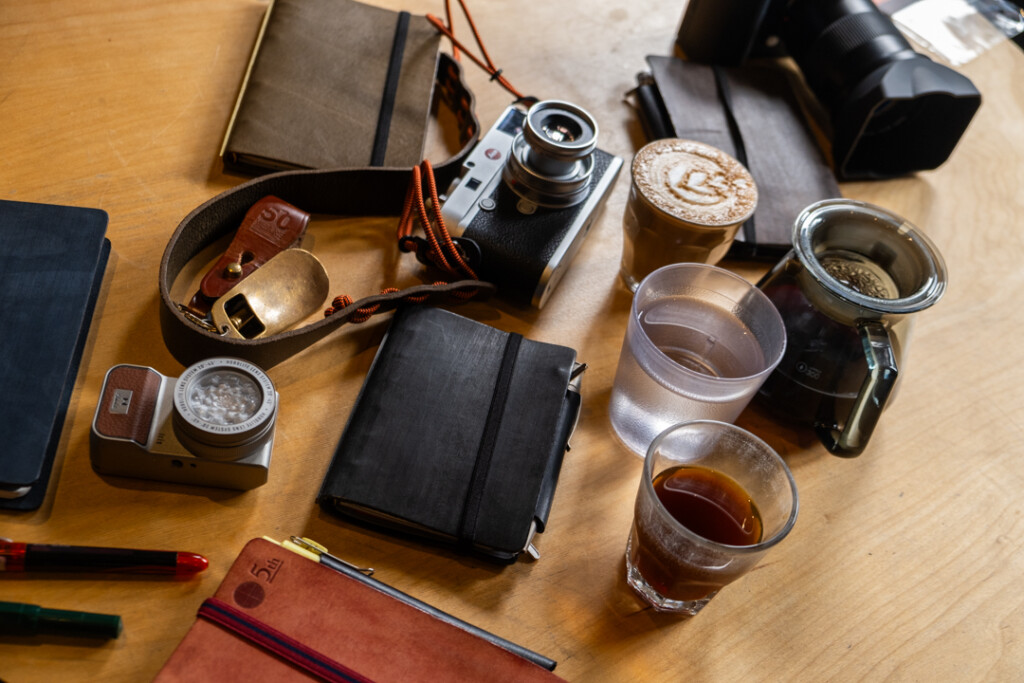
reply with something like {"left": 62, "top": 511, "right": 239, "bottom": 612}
{"left": 620, "top": 138, "right": 757, "bottom": 292}
{"left": 609, "top": 263, "right": 786, "bottom": 457}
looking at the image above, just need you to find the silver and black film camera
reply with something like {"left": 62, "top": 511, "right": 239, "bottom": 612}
{"left": 441, "top": 99, "right": 622, "bottom": 308}
{"left": 90, "top": 357, "right": 278, "bottom": 490}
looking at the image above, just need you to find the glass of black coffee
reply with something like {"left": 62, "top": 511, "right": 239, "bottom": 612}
{"left": 626, "top": 420, "right": 799, "bottom": 615}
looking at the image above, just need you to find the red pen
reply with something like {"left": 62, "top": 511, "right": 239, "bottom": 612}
{"left": 0, "top": 540, "right": 208, "bottom": 577}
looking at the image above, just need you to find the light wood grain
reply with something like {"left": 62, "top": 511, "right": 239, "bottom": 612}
{"left": 2, "top": 1, "right": 1023, "bottom": 680}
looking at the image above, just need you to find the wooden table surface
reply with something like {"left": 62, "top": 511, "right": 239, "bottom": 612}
{"left": 3, "top": 1, "right": 1023, "bottom": 680}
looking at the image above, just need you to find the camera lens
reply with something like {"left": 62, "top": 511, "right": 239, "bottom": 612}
{"left": 503, "top": 100, "right": 599, "bottom": 208}
{"left": 780, "top": 0, "right": 981, "bottom": 179}
{"left": 782, "top": 0, "right": 916, "bottom": 112}
{"left": 186, "top": 370, "right": 262, "bottom": 426}
{"left": 172, "top": 357, "right": 277, "bottom": 462}
{"left": 539, "top": 114, "right": 583, "bottom": 143}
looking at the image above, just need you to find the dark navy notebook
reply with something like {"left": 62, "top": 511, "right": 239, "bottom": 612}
{"left": 0, "top": 199, "right": 110, "bottom": 510}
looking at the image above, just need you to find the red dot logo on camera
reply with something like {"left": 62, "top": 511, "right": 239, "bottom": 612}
{"left": 485, "top": 148, "right": 502, "bottom": 160}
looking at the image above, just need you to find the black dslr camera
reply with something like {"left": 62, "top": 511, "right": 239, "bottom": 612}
{"left": 676, "top": 0, "right": 981, "bottom": 180}
{"left": 441, "top": 100, "right": 622, "bottom": 308}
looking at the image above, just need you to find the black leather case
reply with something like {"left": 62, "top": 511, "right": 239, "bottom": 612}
{"left": 641, "top": 55, "right": 841, "bottom": 260}
{"left": 317, "top": 305, "right": 581, "bottom": 563}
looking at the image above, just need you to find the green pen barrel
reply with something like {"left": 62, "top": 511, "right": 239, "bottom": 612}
{"left": 0, "top": 601, "right": 122, "bottom": 639}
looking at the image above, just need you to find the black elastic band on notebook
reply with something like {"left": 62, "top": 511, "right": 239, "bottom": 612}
{"left": 458, "top": 332, "right": 522, "bottom": 546}
{"left": 370, "top": 11, "right": 411, "bottom": 167}
{"left": 712, "top": 65, "right": 756, "bottom": 246}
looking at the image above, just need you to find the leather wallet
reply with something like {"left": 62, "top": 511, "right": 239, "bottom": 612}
{"left": 155, "top": 538, "right": 564, "bottom": 682}
{"left": 317, "top": 305, "right": 582, "bottom": 563}
{"left": 221, "top": 0, "right": 442, "bottom": 175}
{"left": 0, "top": 199, "right": 110, "bottom": 510}
{"left": 639, "top": 55, "right": 842, "bottom": 260}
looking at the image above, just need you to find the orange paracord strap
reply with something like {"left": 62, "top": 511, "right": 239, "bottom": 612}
{"left": 323, "top": 161, "right": 478, "bottom": 322}
{"left": 325, "top": 0, "right": 519, "bottom": 324}
{"left": 429, "top": 0, "right": 532, "bottom": 104}
{"left": 397, "top": 160, "right": 477, "bottom": 280}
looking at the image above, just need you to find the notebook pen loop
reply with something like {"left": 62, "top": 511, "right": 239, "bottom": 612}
{"left": 286, "top": 536, "right": 374, "bottom": 576}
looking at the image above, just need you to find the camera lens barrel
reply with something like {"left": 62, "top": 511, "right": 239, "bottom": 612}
{"left": 171, "top": 357, "right": 277, "bottom": 462}
{"left": 673, "top": 0, "right": 981, "bottom": 179}
{"left": 783, "top": 0, "right": 915, "bottom": 109}
{"left": 781, "top": 0, "right": 981, "bottom": 179}
{"left": 523, "top": 101, "right": 597, "bottom": 166}
{"left": 503, "top": 100, "right": 599, "bottom": 208}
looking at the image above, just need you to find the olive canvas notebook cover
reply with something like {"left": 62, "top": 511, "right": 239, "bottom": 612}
{"left": 317, "top": 306, "right": 581, "bottom": 563}
{"left": 155, "top": 538, "right": 564, "bottom": 682}
{"left": 0, "top": 199, "right": 110, "bottom": 510}
{"left": 221, "top": 0, "right": 442, "bottom": 174}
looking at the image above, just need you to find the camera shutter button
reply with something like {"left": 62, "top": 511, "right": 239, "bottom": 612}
{"left": 479, "top": 198, "right": 496, "bottom": 211}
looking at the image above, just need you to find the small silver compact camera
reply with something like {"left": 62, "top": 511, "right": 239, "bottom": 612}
{"left": 90, "top": 357, "right": 278, "bottom": 490}
{"left": 441, "top": 99, "right": 622, "bottom": 308}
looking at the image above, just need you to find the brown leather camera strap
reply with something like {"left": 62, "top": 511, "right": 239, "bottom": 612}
{"left": 160, "top": 54, "right": 490, "bottom": 369}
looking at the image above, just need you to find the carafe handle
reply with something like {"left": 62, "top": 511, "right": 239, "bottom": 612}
{"left": 814, "top": 320, "right": 898, "bottom": 457}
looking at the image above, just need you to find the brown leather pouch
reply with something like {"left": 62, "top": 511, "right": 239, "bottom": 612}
{"left": 221, "top": 0, "right": 442, "bottom": 175}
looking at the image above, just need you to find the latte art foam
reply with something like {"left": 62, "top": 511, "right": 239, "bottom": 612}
{"left": 620, "top": 138, "right": 759, "bottom": 291}
{"left": 632, "top": 139, "right": 757, "bottom": 227}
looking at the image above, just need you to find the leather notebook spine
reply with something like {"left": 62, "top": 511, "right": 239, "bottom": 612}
{"left": 533, "top": 387, "right": 580, "bottom": 533}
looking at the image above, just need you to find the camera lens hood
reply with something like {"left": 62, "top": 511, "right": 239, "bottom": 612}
{"left": 674, "top": 0, "right": 981, "bottom": 180}
{"left": 171, "top": 357, "right": 277, "bottom": 461}
{"left": 828, "top": 57, "right": 981, "bottom": 179}
{"left": 782, "top": 0, "right": 981, "bottom": 179}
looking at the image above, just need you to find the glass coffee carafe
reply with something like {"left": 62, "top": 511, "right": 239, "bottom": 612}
{"left": 756, "top": 199, "right": 947, "bottom": 457}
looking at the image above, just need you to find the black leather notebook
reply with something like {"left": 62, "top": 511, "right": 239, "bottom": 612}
{"left": 317, "top": 306, "right": 581, "bottom": 563}
{"left": 0, "top": 199, "right": 110, "bottom": 510}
